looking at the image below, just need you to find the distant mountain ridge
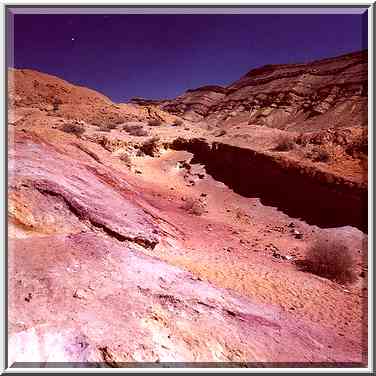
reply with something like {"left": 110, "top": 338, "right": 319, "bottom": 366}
{"left": 9, "top": 50, "right": 368, "bottom": 133}
{"left": 131, "top": 50, "right": 367, "bottom": 131}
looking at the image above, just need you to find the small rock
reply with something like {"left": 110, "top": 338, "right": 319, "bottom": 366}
{"left": 190, "top": 276, "right": 202, "bottom": 281}
{"left": 215, "top": 130, "right": 227, "bottom": 137}
{"left": 73, "top": 289, "right": 88, "bottom": 300}
{"left": 271, "top": 248, "right": 282, "bottom": 259}
{"left": 288, "top": 222, "right": 295, "bottom": 228}
{"left": 135, "top": 170, "right": 142, "bottom": 174}
{"left": 292, "top": 229, "right": 303, "bottom": 239}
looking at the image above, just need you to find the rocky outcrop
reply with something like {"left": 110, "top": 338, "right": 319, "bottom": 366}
{"left": 171, "top": 137, "right": 367, "bottom": 232}
{"left": 7, "top": 69, "right": 178, "bottom": 127}
{"left": 7, "top": 68, "right": 136, "bottom": 125}
{"left": 8, "top": 128, "right": 364, "bottom": 366}
{"left": 131, "top": 87, "right": 227, "bottom": 122}
{"left": 9, "top": 128, "right": 361, "bottom": 366}
{"left": 150, "top": 51, "right": 367, "bottom": 131}
{"left": 7, "top": 50, "right": 368, "bottom": 367}
{"left": 9, "top": 232, "right": 361, "bottom": 366}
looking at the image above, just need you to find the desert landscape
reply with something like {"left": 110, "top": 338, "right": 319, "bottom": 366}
{"left": 8, "top": 49, "right": 368, "bottom": 367}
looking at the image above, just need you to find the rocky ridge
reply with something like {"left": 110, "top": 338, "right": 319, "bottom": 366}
{"left": 132, "top": 50, "right": 367, "bottom": 131}
{"left": 7, "top": 50, "right": 368, "bottom": 367}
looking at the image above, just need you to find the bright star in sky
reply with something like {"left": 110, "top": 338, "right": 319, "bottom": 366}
{"left": 71, "top": 37, "right": 75, "bottom": 41}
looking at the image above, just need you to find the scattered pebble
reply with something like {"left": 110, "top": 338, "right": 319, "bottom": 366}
{"left": 190, "top": 275, "right": 202, "bottom": 281}
{"left": 73, "top": 289, "right": 88, "bottom": 299}
{"left": 292, "top": 229, "right": 303, "bottom": 239}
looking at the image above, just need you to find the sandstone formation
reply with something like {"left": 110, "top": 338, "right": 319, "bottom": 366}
{"left": 133, "top": 50, "right": 367, "bottom": 132}
{"left": 7, "top": 50, "right": 368, "bottom": 367}
{"left": 8, "top": 68, "right": 179, "bottom": 127}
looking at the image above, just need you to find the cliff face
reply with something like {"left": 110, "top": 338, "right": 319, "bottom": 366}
{"left": 171, "top": 137, "right": 367, "bottom": 232}
{"left": 140, "top": 51, "right": 367, "bottom": 130}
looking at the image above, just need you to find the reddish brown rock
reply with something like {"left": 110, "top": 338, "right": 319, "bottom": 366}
{"left": 147, "top": 51, "right": 367, "bottom": 131}
{"left": 7, "top": 50, "right": 368, "bottom": 367}
{"left": 9, "top": 232, "right": 362, "bottom": 365}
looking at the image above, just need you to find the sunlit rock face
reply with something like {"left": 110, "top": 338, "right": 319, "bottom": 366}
{"left": 144, "top": 51, "right": 367, "bottom": 131}
{"left": 7, "top": 50, "right": 368, "bottom": 367}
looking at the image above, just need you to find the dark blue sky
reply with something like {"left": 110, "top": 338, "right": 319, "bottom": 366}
{"left": 10, "top": 12, "right": 367, "bottom": 102}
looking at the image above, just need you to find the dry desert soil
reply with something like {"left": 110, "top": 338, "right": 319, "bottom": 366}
{"left": 8, "top": 50, "right": 368, "bottom": 367}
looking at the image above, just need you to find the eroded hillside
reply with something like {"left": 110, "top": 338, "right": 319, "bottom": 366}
{"left": 7, "top": 51, "right": 368, "bottom": 367}
{"left": 132, "top": 50, "right": 367, "bottom": 131}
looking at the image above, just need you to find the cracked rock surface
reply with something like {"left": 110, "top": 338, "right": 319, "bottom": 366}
{"left": 9, "top": 232, "right": 360, "bottom": 365}
{"left": 8, "top": 50, "right": 367, "bottom": 367}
